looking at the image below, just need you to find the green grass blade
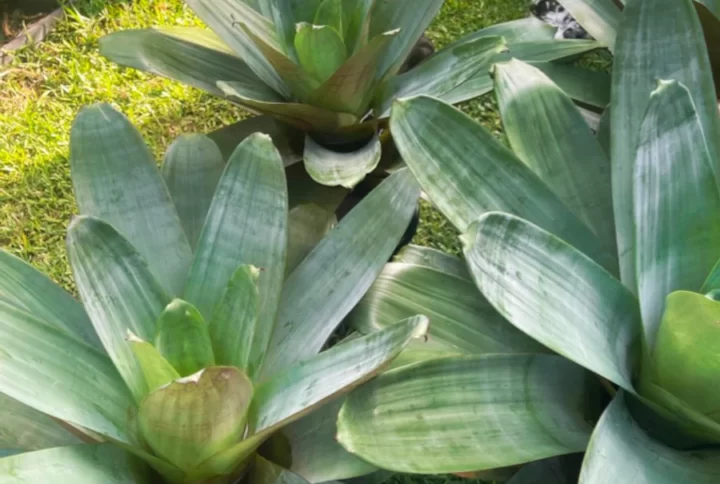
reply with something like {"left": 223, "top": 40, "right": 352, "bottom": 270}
{"left": 464, "top": 212, "right": 641, "bottom": 392}
{"left": 494, "top": 60, "right": 615, "bottom": 254}
{"left": 185, "top": 134, "right": 287, "bottom": 378}
{"left": 634, "top": 81, "right": 720, "bottom": 348}
{"left": 261, "top": 168, "right": 420, "bottom": 375}
{"left": 391, "top": 95, "right": 616, "bottom": 272}
{"left": 208, "top": 265, "right": 260, "bottom": 371}
{"left": 0, "top": 445, "right": 153, "bottom": 484}
{"left": 377, "top": 36, "right": 508, "bottom": 118}
{"left": 611, "top": 0, "right": 720, "bottom": 290}
{"left": 70, "top": 104, "right": 192, "bottom": 296}
{"left": 303, "top": 134, "right": 381, "bottom": 188}
{"left": 579, "top": 393, "right": 720, "bottom": 483}
{"left": 67, "top": 216, "right": 171, "bottom": 403}
{"left": 154, "top": 300, "right": 215, "bottom": 377}
{"left": 162, "top": 134, "right": 225, "bottom": 251}
{"left": 557, "top": 0, "right": 621, "bottom": 51}
{"left": 337, "top": 354, "right": 598, "bottom": 474}
{"left": 0, "top": 250, "right": 100, "bottom": 349}
{"left": 138, "top": 367, "right": 252, "bottom": 472}
{"left": 100, "top": 27, "right": 279, "bottom": 101}
{"left": 0, "top": 301, "right": 134, "bottom": 444}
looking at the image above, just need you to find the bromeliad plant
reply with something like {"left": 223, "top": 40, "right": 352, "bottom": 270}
{"left": 99, "top": 0, "right": 606, "bottom": 190}
{"left": 0, "top": 104, "right": 425, "bottom": 483}
{"left": 336, "top": 0, "right": 720, "bottom": 481}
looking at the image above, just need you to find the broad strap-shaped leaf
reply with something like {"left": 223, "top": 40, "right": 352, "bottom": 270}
{"left": 185, "top": 133, "right": 287, "bottom": 378}
{"left": 464, "top": 212, "right": 641, "bottom": 392}
{"left": 579, "top": 393, "right": 720, "bottom": 483}
{"left": 187, "top": 316, "right": 428, "bottom": 480}
{"left": 303, "top": 134, "right": 381, "bottom": 188}
{"left": 154, "top": 299, "right": 215, "bottom": 377}
{"left": 285, "top": 162, "right": 349, "bottom": 212}
{"left": 494, "top": 60, "right": 616, "bottom": 253}
{"left": 0, "top": 392, "right": 80, "bottom": 451}
{"left": 440, "top": 39, "right": 602, "bottom": 107}
{"left": 645, "top": 291, "right": 720, "bottom": 420}
{"left": 219, "top": 81, "right": 358, "bottom": 132}
{"left": 611, "top": 0, "right": 720, "bottom": 289}
{"left": 557, "top": 0, "right": 622, "bottom": 51}
{"left": 138, "top": 367, "right": 253, "bottom": 472}
{"left": 393, "top": 244, "right": 469, "bottom": 276}
{"left": 634, "top": 80, "right": 720, "bottom": 348}
{"left": 162, "top": 134, "right": 225, "bottom": 250}
{"left": 209, "top": 265, "right": 260, "bottom": 371}
{"left": 343, "top": 0, "right": 375, "bottom": 54}
{"left": 70, "top": 103, "right": 192, "bottom": 296}
{"left": 0, "top": 301, "right": 134, "bottom": 444}
{"left": 308, "top": 29, "right": 398, "bottom": 115}
{"left": 377, "top": 36, "right": 508, "bottom": 118}
{"left": 337, "top": 354, "right": 598, "bottom": 474}
{"left": 315, "top": 0, "right": 344, "bottom": 33}
{"left": 348, "top": 259, "right": 548, "bottom": 355}
{"left": 184, "top": 0, "right": 288, "bottom": 96}
{"left": 100, "top": 27, "right": 280, "bottom": 101}
{"left": 0, "top": 444, "right": 153, "bottom": 484}
{"left": 240, "top": 25, "right": 322, "bottom": 101}
{"left": 294, "top": 23, "right": 347, "bottom": 84}
{"left": 531, "top": 61, "right": 611, "bottom": 110}
{"left": 369, "top": 0, "right": 444, "bottom": 78}
{"left": 261, "top": 168, "right": 420, "bottom": 374}
{"left": 0, "top": 250, "right": 100, "bottom": 348}
{"left": 252, "top": 315, "right": 428, "bottom": 432}
{"left": 286, "top": 204, "right": 336, "bottom": 274}
{"left": 249, "top": 455, "right": 311, "bottom": 484}
{"left": 281, "top": 399, "right": 378, "bottom": 482}
{"left": 67, "top": 217, "right": 170, "bottom": 403}
{"left": 127, "top": 333, "right": 181, "bottom": 394}
{"left": 207, "top": 115, "right": 304, "bottom": 165}
{"left": 391, "top": 96, "right": 616, "bottom": 272}
{"left": 597, "top": 106, "right": 611, "bottom": 156}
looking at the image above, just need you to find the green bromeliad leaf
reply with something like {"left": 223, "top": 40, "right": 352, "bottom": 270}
{"left": 154, "top": 300, "right": 215, "bottom": 377}
{"left": 579, "top": 393, "right": 720, "bottom": 483}
{"left": 286, "top": 204, "right": 336, "bottom": 275}
{"left": 493, "top": 59, "right": 615, "bottom": 253}
{"left": 464, "top": 212, "right": 641, "bottom": 392}
{"left": 248, "top": 455, "right": 310, "bottom": 484}
{"left": 611, "top": 0, "right": 720, "bottom": 290}
{"left": 0, "top": 444, "right": 153, "bottom": 484}
{"left": 67, "top": 216, "right": 170, "bottom": 403}
{"left": 337, "top": 354, "right": 599, "bottom": 474}
{"left": 127, "top": 333, "right": 181, "bottom": 394}
{"left": 294, "top": 23, "right": 347, "bottom": 84}
{"left": 161, "top": 134, "right": 225, "bottom": 251}
{"left": 70, "top": 104, "right": 192, "bottom": 296}
{"left": 391, "top": 95, "right": 616, "bottom": 272}
{"left": 634, "top": 80, "right": 720, "bottom": 348}
{"left": 645, "top": 292, "right": 720, "bottom": 421}
{"left": 138, "top": 367, "right": 253, "bottom": 473}
{"left": 557, "top": 0, "right": 621, "bottom": 51}
{"left": 303, "top": 134, "right": 381, "bottom": 188}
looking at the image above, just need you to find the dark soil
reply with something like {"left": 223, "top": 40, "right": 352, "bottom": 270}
{"left": 1, "top": 0, "right": 58, "bottom": 43}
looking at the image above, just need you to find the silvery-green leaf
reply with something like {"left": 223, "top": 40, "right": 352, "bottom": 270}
{"left": 611, "top": 0, "right": 720, "bottom": 289}
{"left": 464, "top": 212, "right": 641, "bottom": 392}
{"left": 67, "top": 217, "right": 170, "bottom": 402}
{"left": 161, "top": 134, "right": 225, "bottom": 250}
{"left": 634, "top": 80, "right": 720, "bottom": 348}
{"left": 262, "top": 169, "right": 420, "bottom": 374}
{"left": 185, "top": 134, "right": 287, "bottom": 378}
{"left": 337, "top": 354, "right": 598, "bottom": 474}
{"left": 303, "top": 134, "right": 381, "bottom": 188}
{"left": 0, "top": 393, "right": 80, "bottom": 452}
{"left": 154, "top": 299, "right": 215, "bottom": 377}
{"left": 286, "top": 204, "right": 336, "bottom": 275}
{"left": 70, "top": 104, "right": 192, "bottom": 296}
{"left": 295, "top": 23, "right": 347, "bottom": 84}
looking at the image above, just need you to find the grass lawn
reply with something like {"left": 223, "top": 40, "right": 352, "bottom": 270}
{"left": 0, "top": 1, "right": 528, "bottom": 481}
